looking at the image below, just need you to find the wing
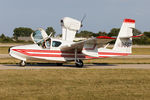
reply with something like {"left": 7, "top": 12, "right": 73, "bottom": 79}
{"left": 60, "top": 36, "right": 115, "bottom": 52}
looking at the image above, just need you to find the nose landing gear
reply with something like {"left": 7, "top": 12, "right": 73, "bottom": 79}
{"left": 19, "top": 60, "right": 26, "bottom": 67}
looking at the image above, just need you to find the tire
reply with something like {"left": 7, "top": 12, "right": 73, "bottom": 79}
{"left": 19, "top": 60, "right": 26, "bottom": 67}
{"left": 75, "top": 59, "right": 84, "bottom": 68}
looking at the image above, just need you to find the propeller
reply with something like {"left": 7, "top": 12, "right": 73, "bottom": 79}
{"left": 76, "top": 14, "right": 87, "bottom": 33}
{"left": 80, "top": 14, "right": 86, "bottom": 27}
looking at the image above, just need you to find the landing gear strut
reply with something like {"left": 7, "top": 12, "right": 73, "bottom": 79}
{"left": 19, "top": 60, "right": 26, "bottom": 67}
{"left": 75, "top": 48, "right": 84, "bottom": 68}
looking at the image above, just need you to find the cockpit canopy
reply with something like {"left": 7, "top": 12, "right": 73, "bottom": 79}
{"left": 31, "top": 28, "right": 48, "bottom": 44}
{"left": 32, "top": 30, "right": 43, "bottom": 43}
{"left": 31, "top": 28, "right": 62, "bottom": 49}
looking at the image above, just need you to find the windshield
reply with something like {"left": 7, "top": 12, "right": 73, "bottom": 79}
{"left": 32, "top": 30, "right": 43, "bottom": 43}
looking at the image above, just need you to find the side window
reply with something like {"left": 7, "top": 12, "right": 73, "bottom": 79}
{"left": 45, "top": 38, "right": 51, "bottom": 48}
{"left": 37, "top": 38, "right": 51, "bottom": 49}
{"left": 52, "top": 41, "right": 62, "bottom": 47}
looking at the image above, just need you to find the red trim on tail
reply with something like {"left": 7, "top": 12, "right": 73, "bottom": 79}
{"left": 124, "top": 19, "right": 135, "bottom": 23}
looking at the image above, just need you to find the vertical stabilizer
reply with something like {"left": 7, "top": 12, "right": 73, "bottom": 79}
{"left": 113, "top": 19, "right": 135, "bottom": 53}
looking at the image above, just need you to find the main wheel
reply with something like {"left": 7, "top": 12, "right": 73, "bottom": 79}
{"left": 75, "top": 59, "right": 84, "bottom": 68}
{"left": 19, "top": 60, "right": 26, "bottom": 67}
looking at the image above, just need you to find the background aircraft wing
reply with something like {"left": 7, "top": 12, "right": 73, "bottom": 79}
{"left": 60, "top": 36, "right": 115, "bottom": 51}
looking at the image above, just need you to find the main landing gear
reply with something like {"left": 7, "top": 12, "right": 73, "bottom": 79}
{"left": 75, "top": 59, "right": 84, "bottom": 68}
{"left": 19, "top": 60, "right": 26, "bottom": 67}
{"left": 75, "top": 48, "right": 84, "bottom": 68}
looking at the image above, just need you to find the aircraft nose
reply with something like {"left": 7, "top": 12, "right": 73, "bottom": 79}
{"left": 8, "top": 47, "right": 11, "bottom": 54}
{"left": 8, "top": 46, "right": 15, "bottom": 55}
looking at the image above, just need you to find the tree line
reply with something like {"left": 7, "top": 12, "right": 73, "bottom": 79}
{"left": 0, "top": 27, "right": 150, "bottom": 44}
{"left": 0, "top": 27, "right": 56, "bottom": 43}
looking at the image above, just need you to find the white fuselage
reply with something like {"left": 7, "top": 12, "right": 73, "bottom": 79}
{"left": 9, "top": 39, "right": 130, "bottom": 63}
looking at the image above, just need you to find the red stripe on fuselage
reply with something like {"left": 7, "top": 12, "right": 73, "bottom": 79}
{"left": 12, "top": 49, "right": 75, "bottom": 53}
{"left": 12, "top": 49, "right": 85, "bottom": 58}
{"left": 12, "top": 49, "right": 130, "bottom": 58}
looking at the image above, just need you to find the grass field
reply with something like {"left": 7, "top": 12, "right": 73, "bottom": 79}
{"left": 0, "top": 69, "right": 150, "bottom": 100}
{"left": 132, "top": 48, "right": 150, "bottom": 55}
{"left": 0, "top": 44, "right": 150, "bottom": 100}
{"left": 0, "top": 46, "right": 9, "bottom": 54}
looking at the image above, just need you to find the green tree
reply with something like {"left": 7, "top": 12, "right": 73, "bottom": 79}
{"left": 108, "top": 28, "right": 120, "bottom": 37}
{"left": 13, "top": 27, "right": 34, "bottom": 39}
{"left": 97, "top": 31, "right": 107, "bottom": 36}
{"left": 0, "top": 34, "right": 6, "bottom": 39}
{"left": 143, "top": 32, "right": 150, "bottom": 38}
{"left": 46, "top": 27, "right": 56, "bottom": 37}
{"left": 76, "top": 31, "right": 94, "bottom": 38}
{"left": 133, "top": 35, "right": 150, "bottom": 45}
{"left": 133, "top": 29, "right": 142, "bottom": 35}
{"left": 0, "top": 34, "right": 14, "bottom": 43}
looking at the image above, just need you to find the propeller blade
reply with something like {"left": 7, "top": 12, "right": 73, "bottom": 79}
{"left": 81, "top": 14, "right": 86, "bottom": 27}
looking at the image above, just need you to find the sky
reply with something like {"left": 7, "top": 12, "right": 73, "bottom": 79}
{"left": 0, "top": 0, "right": 150, "bottom": 36}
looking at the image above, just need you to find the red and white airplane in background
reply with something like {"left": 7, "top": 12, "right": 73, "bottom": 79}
{"left": 9, "top": 17, "right": 138, "bottom": 67}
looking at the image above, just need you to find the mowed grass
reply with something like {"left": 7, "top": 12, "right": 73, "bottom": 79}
{"left": 132, "top": 48, "right": 150, "bottom": 55}
{"left": 0, "top": 58, "right": 20, "bottom": 64}
{"left": 0, "top": 46, "right": 9, "bottom": 54}
{"left": 0, "top": 69, "right": 150, "bottom": 100}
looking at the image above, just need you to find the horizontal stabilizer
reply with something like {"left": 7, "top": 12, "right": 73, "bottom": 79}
{"left": 96, "top": 36, "right": 116, "bottom": 39}
{"left": 132, "top": 34, "right": 144, "bottom": 38}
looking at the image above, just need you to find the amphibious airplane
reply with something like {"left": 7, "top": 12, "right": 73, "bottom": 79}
{"left": 9, "top": 17, "right": 138, "bottom": 67}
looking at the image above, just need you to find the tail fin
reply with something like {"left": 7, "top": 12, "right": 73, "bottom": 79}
{"left": 113, "top": 19, "right": 135, "bottom": 53}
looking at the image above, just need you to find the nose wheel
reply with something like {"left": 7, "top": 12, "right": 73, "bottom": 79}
{"left": 75, "top": 59, "right": 84, "bottom": 68}
{"left": 19, "top": 60, "right": 26, "bottom": 67}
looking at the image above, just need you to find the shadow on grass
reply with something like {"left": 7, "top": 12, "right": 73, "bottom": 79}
{"left": 5, "top": 63, "right": 77, "bottom": 68}
{"left": 4, "top": 63, "right": 116, "bottom": 68}
{"left": 92, "top": 63, "right": 116, "bottom": 66}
